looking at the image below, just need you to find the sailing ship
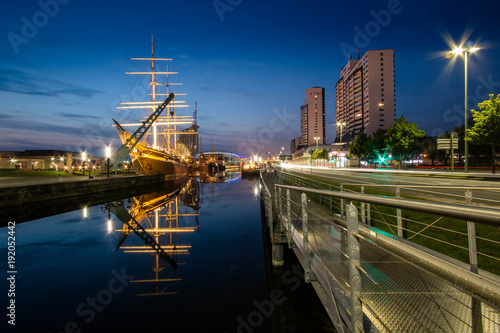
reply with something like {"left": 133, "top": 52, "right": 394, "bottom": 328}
{"left": 113, "top": 37, "right": 194, "bottom": 177}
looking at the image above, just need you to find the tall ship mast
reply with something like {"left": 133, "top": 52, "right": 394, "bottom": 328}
{"left": 113, "top": 36, "right": 193, "bottom": 177}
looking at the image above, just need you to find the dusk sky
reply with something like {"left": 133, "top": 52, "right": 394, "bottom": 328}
{"left": 1, "top": 0, "right": 499, "bottom": 157}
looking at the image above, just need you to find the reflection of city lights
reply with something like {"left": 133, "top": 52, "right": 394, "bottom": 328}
{"left": 82, "top": 207, "right": 87, "bottom": 218}
{"left": 107, "top": 220, "right": 113, "bottom": 232}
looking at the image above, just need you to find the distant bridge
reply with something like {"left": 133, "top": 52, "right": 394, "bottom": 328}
{"left": 196, "top": 151, "right": 249, "bottom": 160}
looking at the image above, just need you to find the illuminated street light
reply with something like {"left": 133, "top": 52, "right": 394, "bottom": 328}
{"left": 314, "top": 136, "right": 320, "bottom": 151}
{"left": 450, "top": 44, "right": 480, "bottom": 172}
{"left": 336, "top": 122, "right": 346, "bottom": 145}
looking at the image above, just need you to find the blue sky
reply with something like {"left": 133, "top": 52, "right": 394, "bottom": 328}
{"left": 1, "top": 0, "right": 499, "bottom": 157}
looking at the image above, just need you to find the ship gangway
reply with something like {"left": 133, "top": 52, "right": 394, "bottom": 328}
{"left": 260, "top": 168, "right": 500, "bottom": 332}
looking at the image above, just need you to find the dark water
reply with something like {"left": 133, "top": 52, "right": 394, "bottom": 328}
{"left": 1, "top": 174, "right": 334, "bottom": 333}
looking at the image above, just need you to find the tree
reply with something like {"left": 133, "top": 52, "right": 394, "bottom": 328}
{"left": 370, "top": 128, "right": 389, "bottom": 166}
{"left": 349, "top": 131, "right": 372, "bottom": 167}
{"left": 386, "top": 116, "right": 426, "bottom": 169}
{"left": 465, "top": 93, "right": 500, "bottom": 174}
{"left": 312, "top": 149, "right": 329, "bottom": 160}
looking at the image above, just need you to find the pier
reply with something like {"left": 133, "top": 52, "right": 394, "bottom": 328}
{"left": 0, "top": 174, "right": 167, "bottom": 208}
{"left": 260, "top": 168, "right": 500, "bottom": 332}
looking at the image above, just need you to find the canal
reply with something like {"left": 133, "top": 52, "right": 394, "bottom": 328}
{"left": 1, "top": 173, "right": 334, "bottom": 332}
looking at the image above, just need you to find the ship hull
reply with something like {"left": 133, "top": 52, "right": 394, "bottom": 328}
{"left": 131, "top": 147, "right": 188, "bottom": 179}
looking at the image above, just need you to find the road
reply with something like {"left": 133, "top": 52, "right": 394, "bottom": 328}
{"left": 283, "top": 165, "right": 500, "bottom": 207}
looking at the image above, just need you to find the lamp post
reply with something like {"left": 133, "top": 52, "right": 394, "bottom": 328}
{"left": 451, "top": 46, "right": 480, "bottom": 173}
{"left": 105, "top": 146, "right": 111, "bottom": 178}
{"left": 336, "top": 122, "right": 346, "bottom": 145}
{"left": 314, "top": 136, "right": 320, "bottom": 151}
{"left": 82, "top": 152, "right": 86, "bottom": 176}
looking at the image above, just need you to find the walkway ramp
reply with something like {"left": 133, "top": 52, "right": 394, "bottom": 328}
{"left": 260, "top": 169, "right": 500, "bottom": 332}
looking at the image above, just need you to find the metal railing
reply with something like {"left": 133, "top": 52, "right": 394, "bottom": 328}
{"left": 274, "top": 168, "right": 500, "bottom": 277}
{"left": 269, "top": 178, "right": 500, "bottom": 332}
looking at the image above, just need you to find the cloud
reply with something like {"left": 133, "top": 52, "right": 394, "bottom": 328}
{"left": 0, "top": 69, "right": 103, "bottom": 99}
{"left": 57, "top": 112, "right": 101, "bottom": 119}
{"left": 0, "top": 112, "right": 14, "bottom": 119}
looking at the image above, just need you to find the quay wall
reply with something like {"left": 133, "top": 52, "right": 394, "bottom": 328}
{"left": 0, "top": 174, "right": 165, "bottom": 207}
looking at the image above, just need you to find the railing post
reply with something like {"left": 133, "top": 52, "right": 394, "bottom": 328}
{"left": 361, "top": 186, "right": 366, "bottom": 224}
{"left": 274, "top": 185, "right": 278, "bottom": 218}
{"left": 340, "top": 185, "right": 345, "bottom": 217}
{"left": 268, "top": 194, "right": 274, "bottom": 240}
{"left": 396, "top": 186, "right": 403, "bottom": 240}
{"left": 347, "top": 203, "right": 363, "bottom": 332}
{"left": 329, "top": 184, "right": 333, "bottom": 210}
{"left": 367, "top": 203, "right": 371, "bottom": 227}
{"left": 287, "top": 189, "right": 292, "bottom": 248}
{"left": 466, "top": 189, "right": 483, "bottom": 333}
{"left": 278, "top": 187, "right": 283, "bottom": 228}
{"left": 466, "top": 189, "right": 478, "bottom": 273}
{"left": 301, "top": 192, "right": 312, "bottom": 283}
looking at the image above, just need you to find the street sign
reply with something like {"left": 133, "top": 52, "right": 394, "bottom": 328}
{"left": 438, "top": 144, "right": 458, "bottom": 150}
{"left": 437, "top": 138, "right": 458, "bottom": 150}
{"left": 437, "top": 138, "right": 458, "bottom": 144}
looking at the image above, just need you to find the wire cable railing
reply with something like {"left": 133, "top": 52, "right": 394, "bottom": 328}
{"left": 260, "top": 169, "right": 500, "bottom": 332}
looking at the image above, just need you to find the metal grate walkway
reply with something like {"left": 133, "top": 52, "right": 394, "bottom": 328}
{"left": 261, "top": 170, "right": 500, "bottom": 332}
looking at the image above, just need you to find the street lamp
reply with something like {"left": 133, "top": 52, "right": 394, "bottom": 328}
{"left": 451, "top": 45, "right": 480, "bottom": 173}
{"left": 314, "top": 136, "right": 320, "bottom": 151}
{"left": 82, "top": 152, "right": 86, "bottom": 176}
{"left": 336, "top": 122, "right": 346, "bottom": 144}
{"left": 105, "top": 146, "right": 111, "bottom": 178}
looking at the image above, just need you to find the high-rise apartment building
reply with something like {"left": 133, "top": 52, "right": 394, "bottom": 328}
{"left": 290, "top": 136, "right": 301, "bottom": 153}
{"left": 335, "top": 49, "right": 395, "bottom": 142}
{"left": 300, "top": 87, "right": 325, "bottom": 146}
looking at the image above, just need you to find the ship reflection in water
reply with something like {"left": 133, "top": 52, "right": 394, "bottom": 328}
{"left": 105, "top": 172, "right": 238, "bottom": 298}
{"left": 1, "top": 171, "right": 333, "bottom": 333}
{"left": 106, "top": 177, "right": 200, "bottom": 297}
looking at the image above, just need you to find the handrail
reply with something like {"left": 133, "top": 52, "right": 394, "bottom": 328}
{"left": 259, "top": 170, "right": 272, "bottom": 198}
{"left": 339, "top": 183, "right": 500, "bottom": 190}
{"left": 276, "top": 184, "right": 500, "bottom": 226}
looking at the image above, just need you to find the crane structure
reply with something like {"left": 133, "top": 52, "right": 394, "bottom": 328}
{"left": 109, "top": 93, "right": 174, "bottom": 169}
